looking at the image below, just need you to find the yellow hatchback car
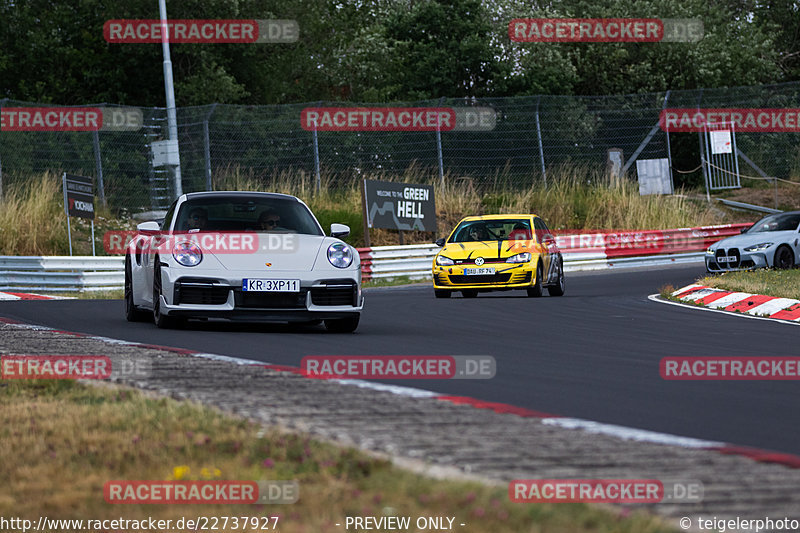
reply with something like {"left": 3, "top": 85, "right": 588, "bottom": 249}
{"left": 432, "top": 214, "right": 565, "bottom": 298}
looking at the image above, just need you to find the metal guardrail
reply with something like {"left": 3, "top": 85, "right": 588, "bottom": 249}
{"left": 715, "top": 198, "right": 782, "bottom": 214}
{"left": 0, "top": 224, "right": 747, "bottom": 291}
{"left": 358, "top": 249, "right": 708, "bottom": 281}
{"left": 358, "top": 224, "right": 749, "bottom": 281}
{"left": 0, "top": 256, "right": 124, "bottom": 292}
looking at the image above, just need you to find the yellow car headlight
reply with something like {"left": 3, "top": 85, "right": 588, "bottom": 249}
{"left": 506, "top": 252, "right": 532, "bottom": 263}
{"left": 436, "top": 255, "right": 454, "bottom": 266}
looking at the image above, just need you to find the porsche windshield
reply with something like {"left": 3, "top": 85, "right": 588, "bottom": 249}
{"left": 748, "top": 213, "right": 800, "bottom": 233}
{"left": 174, "top": 197, "right": 323, "bottom": 235}
{"left": 450, "top": 219, "right": 533, "bottom": 243}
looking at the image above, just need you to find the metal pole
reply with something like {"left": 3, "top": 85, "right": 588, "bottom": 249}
{"left": 436, "top": 97, "right": 445, "bottom": 187}
{"left": 730, "top": 120, "right": 740, "bottom": 189}
{"left": 663, "top": 90, "right": 674, "bottom": 193}
{"left": 92, "top": 130, "right": 106, "bottom": 207}
{"left": 697, "top": 89, "right": 710, "bottom": 202}
{"left": 91, "top": 220, "right": 96, "bottom": 256}
{"left": 0, "top": 99, "right": 4, "bottom": 203}
{"left": 63, "top": 173, "right": 73, "bottom": 256}
{"left": 535, "top": 96, "right": 546, "bottom": 187}
{"left": 158, "top": 0, "right": 183, "bottom": 198}
{"left": 203, "top": 120, "right": 212, "bottom": 191}
{"left": 701, "top": 123, "right": 711, "bottom": 202}
{"left": 312, "top": 120, "right": 320, "bottom": 193}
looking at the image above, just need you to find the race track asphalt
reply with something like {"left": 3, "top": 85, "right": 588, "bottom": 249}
{"left": 2, "top": 264, "right": 798, "bottom": 455}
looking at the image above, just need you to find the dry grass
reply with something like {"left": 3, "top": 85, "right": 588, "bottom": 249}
{"left": 0, "top": 167, "right": 749, "bottom": 254}
{"left": 0, "top": 380, "right": 675, "bottom": 533}
{"left": 698, "top": 269, "right": 800, "bottom": 300}
{"left": 0, "top": 172, "right": 136, "bottom": 256}
{"left": 214, "top": 164, "right": 746, "bottom": 246}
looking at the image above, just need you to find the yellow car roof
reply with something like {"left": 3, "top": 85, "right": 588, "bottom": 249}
{"left": 459, "top": 214, "right": 538, "bottom": 222}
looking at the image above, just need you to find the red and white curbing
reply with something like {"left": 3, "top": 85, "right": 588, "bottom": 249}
{"left": 1, "top": 315, "right": 799, "bottom": 469}
{"left": 0, "top": 292, "right": 71, "bottom": 301}
{"left": 671, "top": 284, "right": 800, "bottom": 322}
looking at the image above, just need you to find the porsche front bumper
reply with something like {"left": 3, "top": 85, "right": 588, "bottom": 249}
{"left": 157, "top": 268, "right": 363, "bottom": 322}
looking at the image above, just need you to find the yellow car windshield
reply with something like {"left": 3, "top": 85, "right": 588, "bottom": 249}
{"left": 450, "top": 220, "right": 532, "bottom": 243}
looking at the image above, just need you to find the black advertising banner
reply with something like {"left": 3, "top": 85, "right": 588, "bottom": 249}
{"left": 364, "top": 180, "right": 436, "bottom": 232}
{"left": 63, "top": 173, "right": 95, "bottom": 220}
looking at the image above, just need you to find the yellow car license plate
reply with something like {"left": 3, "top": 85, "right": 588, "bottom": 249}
{"left": 464, "top": 267, "right": 495, "bottom": 275}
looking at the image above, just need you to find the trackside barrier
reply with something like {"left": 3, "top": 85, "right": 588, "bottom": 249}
{"left": 358, "top": 223, "right": 751, "bottom": 281}
{"left": 0, "top": 256, "right": 124, "bottom": 292}
{"left": 0, "top": 223, "right": 750, "bottom": 290}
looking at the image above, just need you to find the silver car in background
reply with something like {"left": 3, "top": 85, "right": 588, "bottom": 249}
{"left": 706, "top": 211, "right": 800, "bottom": 272}
{"left": 124, "top": 191, "right": 363, "bottom": 332}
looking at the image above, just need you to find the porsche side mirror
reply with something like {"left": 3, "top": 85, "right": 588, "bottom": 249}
{"left": 435, "top": 238, "right": 445, "bottom": 247}
{"left": 330, "top": 223, "right": 350, "bottom": 239}
{"left": 137, "top": 221, "right": 160, "bottom": 234}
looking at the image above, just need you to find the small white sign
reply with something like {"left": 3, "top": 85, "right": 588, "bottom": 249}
{"left": 151, "top": 139, "right": 180, "bottom": 167}
{"left": 710, "top": 129, "right": 732, "bottom": 154}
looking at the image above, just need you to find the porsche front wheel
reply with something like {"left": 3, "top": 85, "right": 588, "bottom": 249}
{"left": 153, "top": 258, "right": 179, "bottom": 329}
{"left": 125, "top": 256, "right": 149, "bottom": 322}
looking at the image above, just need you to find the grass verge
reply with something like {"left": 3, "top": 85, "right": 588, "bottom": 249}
{"left": 0, "top": 380, "right": 675, "bottom": 532}
{"left": 697, "top": 269, "right": 800, "bottom": 300}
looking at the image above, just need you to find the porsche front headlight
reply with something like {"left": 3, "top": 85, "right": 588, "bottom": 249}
{"left": 328, "top": 242, "right": 353, "bottom": 268}
{"left": 506, "top": 252, "right": 532, "bottom": 263}
{"left": 172, "top": 241, "right": 203, "bottom": 267}
{"left": 743, "top": 242, "right": 773, "bottom": 252}
{"left": 436, "top": 255, "right": 454, "bottom": 266}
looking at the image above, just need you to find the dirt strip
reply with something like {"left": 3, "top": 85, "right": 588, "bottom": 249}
{"left": 1, "top": 320, "right": 799, "bottom": 532}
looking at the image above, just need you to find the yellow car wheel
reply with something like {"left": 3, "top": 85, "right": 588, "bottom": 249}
{"left": 526, "top": 262, "right": 543, "bottom": 298}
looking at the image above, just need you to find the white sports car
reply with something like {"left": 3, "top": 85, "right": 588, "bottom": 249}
{"left": 706, "top": 211, "right": 800, "bottom": 272}
{"left": 124, "top": 191, "right": 363, "bottom": 332}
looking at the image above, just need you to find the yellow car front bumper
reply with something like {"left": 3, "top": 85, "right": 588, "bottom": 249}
{"left": 432, "top": 263, "right": 536, "bottom": 290}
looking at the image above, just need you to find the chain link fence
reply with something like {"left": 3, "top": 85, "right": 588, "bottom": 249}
{"left": 1, "top": 81, "right": 799, "bottom": 212}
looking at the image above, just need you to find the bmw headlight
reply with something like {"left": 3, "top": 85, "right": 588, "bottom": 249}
{"left": 173, "top": 241, "right": 203, "bottom": 267}
{"left": 506, "top": 252, "right": 532, "bottom": 263}
{"left": 435, "top": 255, "right": 454, "bottom": 266}
{"left": 328, "top": 242, "right": 353, "bottom": 268}
{"left": 744, "top": 242, "right": 773, "bottom": 252}
{"left": 706, "top": 247, "right": 715, "bottom": 255}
